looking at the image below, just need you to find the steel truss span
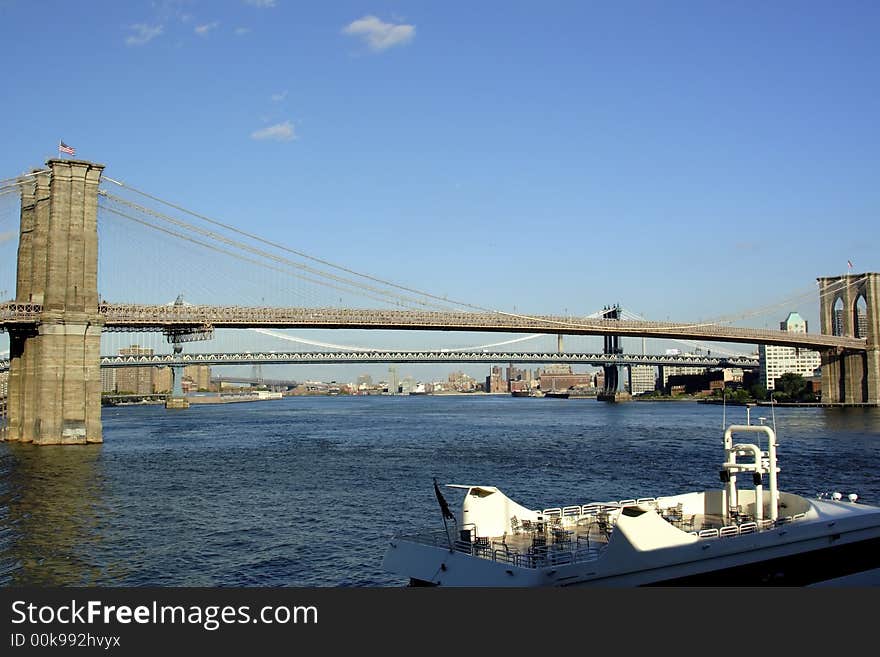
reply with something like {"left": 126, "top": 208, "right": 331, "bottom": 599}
{"left": 95, "top": 351, "right": 759, "bottom": 368}
{"left": 0, "top": 352, "right": 759, "bottom": 372}
{"left": 0, "top": 302, "right": 867, "bottom": 351}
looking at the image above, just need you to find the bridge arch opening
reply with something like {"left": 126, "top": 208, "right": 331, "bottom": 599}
{"left": 854, "top": 295, "right": 868, "bottom": 339}
{"left": 832, "top": 297, "right": 845, "bottom": 336}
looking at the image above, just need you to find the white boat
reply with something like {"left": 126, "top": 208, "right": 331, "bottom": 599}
{"left": 383, "top": 421, "right": 880, "bottom": 586}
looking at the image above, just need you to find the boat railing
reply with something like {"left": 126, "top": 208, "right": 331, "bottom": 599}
{"left": 541, "top": 498, "right": 648, "bottom": 523}
{"left": 685, "top": 514, "right": 802, "bottom": 541}
{"left": 562, "top": 506, "right": 581, "bottom": 519}
{"left": 393, "top": 525, "right": 606, "bottom": 569}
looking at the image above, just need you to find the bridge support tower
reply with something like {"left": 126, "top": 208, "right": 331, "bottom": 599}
{"left": 166, "top": 365, "right": 190, "bottom": 409}
{"left": 596, "top": 305, "right": 632, "bottom": 403}
{"left": 818, "top": 273, "right": 880, "bottom": 405}
{"left": 5, "top": 159, "right": 105, "bottom": 444}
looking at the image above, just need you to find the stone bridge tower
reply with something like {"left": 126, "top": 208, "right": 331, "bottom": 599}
{"left": 817, "top": 273, "right": 880, "bottom": 405}
{"left": 5, "top": 159, "right": 105, "bottom": 444}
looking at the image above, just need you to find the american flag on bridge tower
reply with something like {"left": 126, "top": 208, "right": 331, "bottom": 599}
{"left": 58, "top": 140, "right": 76, "bottom": 156}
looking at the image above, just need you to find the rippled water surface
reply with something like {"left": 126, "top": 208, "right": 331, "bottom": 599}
{"left": 2, "top": 396, "right": 879, "bottom": 586}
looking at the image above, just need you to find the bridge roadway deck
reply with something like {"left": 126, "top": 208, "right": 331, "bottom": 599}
{"left": 0, "top": 302, "right": 867, "bottom": 351}
{"left": 0, "top": 352, "right": 759, "bottom": 372}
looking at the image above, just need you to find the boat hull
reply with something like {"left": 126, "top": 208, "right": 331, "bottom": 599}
{"left": 384, "top": 499, "right": 880, "bottom": 587}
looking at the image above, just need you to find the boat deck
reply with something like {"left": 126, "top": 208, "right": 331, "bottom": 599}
{"left": 400, "top": 501, "right": 805, "bottom": 570}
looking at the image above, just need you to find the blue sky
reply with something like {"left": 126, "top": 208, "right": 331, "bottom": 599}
{"left": 1, "top": 1, "right": 878, "bottom": 380}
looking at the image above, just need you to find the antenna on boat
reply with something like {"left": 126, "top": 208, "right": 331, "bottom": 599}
{"left": 433, "top": 478, "right": 457, "bottom": 549}
{"left": 722, "top": 388, "right": 727, "bottom": 428}
{"left": 770, "top": 392, "right": 778, "bottom": 435}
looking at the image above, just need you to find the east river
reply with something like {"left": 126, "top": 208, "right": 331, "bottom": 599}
{"left": 1, "top": 396, "right": 878, "bottom": 586}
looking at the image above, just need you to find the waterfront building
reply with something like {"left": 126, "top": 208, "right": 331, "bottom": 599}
{"left": 0, "top": 371, "right": 7, "bottom": 398}
{"left": 101, "top": 367, "right": 116, "bottom": 394}
{"left": 486, "top": 366, "right": 506, "bottom": 393}
{"left": 539, "top": 365, "right": 593, "bottom": 392}
{"left": 184, "top": 365, "right": 211, "bottom": 391}
{"left": 506, "top": 364, "right": 529, "bottom": 385}
{"left": 448, "top": 371, "right": 477, "bottom": 392}
{"left": 758, "top": 312, "right": 821, "bottom": 390}
{"left": 388, "top": 366, "right": 400, "bottom": 395}
{"left": 660, "top": 359, "right": 707, "bottom": 388}
{"left": 661, "top": 364, "right": 707, "bottom": 387}
{"left": 628, "top": 365, "right": 657, "bottom": 395}
{"left": 154, "top": 367, "right": 172, "bottom": 393}
{"left": 721, "top": 368, "right": 744, "bottom": 383}
{"left": 115, "top": 345, "right": 154, "bottom": 395}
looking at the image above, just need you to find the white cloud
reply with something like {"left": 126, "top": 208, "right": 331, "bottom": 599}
{"left": 0, "top": 230, "right": 15, "bottom": 245}
{"left": 125, "top": 23, "right": 164, "bottom": 47}
{"left": 342, "top": 15, "right": 415, "bottom": 52}
{"left": 244, "top": 0, "right": 276, "bottom": 7}
{"left": 271, "top": 91, "right": 288, "bottom": 102}
{"left": 234, "top": 27, "right": 251, "bottom": 36}
{"left": 195, "top": 21, "right": 219, "bottom": 36}
{"left": 251, "top": 121, "right": 296, "bottom": 142}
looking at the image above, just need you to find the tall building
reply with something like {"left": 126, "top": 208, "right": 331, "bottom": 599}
{"left": 115, "top": 345, "right": 154, "bottom": 394}
{"left": 184, "top": 365, "right": 211, "bottom": 391}
{"left": 832, "top": 304, "right": 867, "bottom": 337}
{"left": 628, "top": 365, "right": 656, "bottom": 395}
{"left": 387, "top": 366, "right": 400, "bottom": 395}
{"left": 101, "top": 367, "right": 116, "bottom": 394}
{"left": 486, "top": 366, "right": 506, "bottom": 393}
{"left": 154, "top": 367, "right": 172, "bottom": 393}
{"left": 506, "top": 364, "right": 529, "bottom": 384}
{"left": 758, "top": 312, "right": 821, "bottom": 390}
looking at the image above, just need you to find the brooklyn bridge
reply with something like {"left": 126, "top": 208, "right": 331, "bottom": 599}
{"left": 0, "top": 159, "right": 877, "bottom": 443}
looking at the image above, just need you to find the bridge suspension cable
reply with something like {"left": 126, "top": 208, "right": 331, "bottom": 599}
{"left": 616, "top": 308, "right": 750, "bottom": 357}
{"left": 97, "top": 198, "right": 451, "bottom": 310}
{"left": 629, "top": 275, "right": 865, "bottom": 331}
{"left": 95, "top": 174, "right": 867, "bottom": 337}
{"left": 101, "top": 176, "right": 499, "bottom": 315}
{"left": 98, "top": 179, "right": 646, "bottom": 331}
{"left": 248, "top": 328, "right": 547, "bottom": 353}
